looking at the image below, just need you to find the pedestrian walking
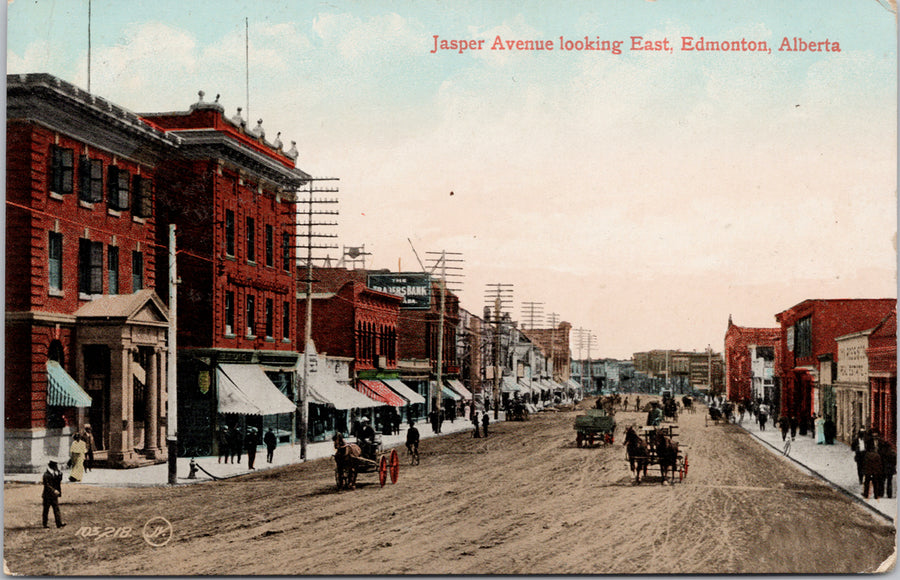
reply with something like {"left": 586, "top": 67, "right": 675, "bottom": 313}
{"left": 824, "top": 416, "right": 836, "bottom": 444}
{"left": 635, "top": 396, "right": 641, "bottom": 412}
{"left": 245, "top": 427, "right": 258, "bottom": 470}
{"left": 82, "top": 426, "right": 95, "bottom": 472}
{"left": 815, "top": 414, "right": 825, "bottom": 444}
{"left": 230, "top": 426, "right": 244, "bottom": 464}
{"left": 778, "top": 416, "right": 790, "bottom": 441}
{"left": 41, "top": 460, "right": 65, "bottom": 529}
{"left": 264, "top": 428, "right": 277, "bottom": 463}
{"left": 68, "top": 434, "right": 87, "bottom": 482}
{"left": 481, "top": 412, "right": 490, "bottom": 438}
{"left": 862, "top": 439, "right": 883, "bottom": 499}
{"left": 472, "top": 411, "right": 481, "bottom": 438}
{"left": 852, "top": 428, "right": 867, "bottom": 484}
{"left": 757, "top": 403, "right": 769, "bottom": 431}
{"left": 218, "top": 425, "right": 230, "bottom": 464}
{"left": 880, "top": 441, "right": 896, "bottom": 499}
{"left": 429, "top": 410, "right": 438, "bottom": 434}
{"left": 438, "top": 410, "right": 445, "bottom": 433}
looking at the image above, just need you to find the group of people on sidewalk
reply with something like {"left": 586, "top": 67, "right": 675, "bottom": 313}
{"left": 851, "top": 428, "right": 896, "bottom": 500}
{"left": 217, "top": 425, "right": 280, "bottom": 469}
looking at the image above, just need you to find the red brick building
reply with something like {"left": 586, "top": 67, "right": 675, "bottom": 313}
{"left": 774, "top": 299, "right": 896, "bottom": 425}
{"left": 6, "top": 74, "right": 177, "bottom": 471}
{"left": 300, "top": 268, "right": 461, "bottom": 414}
{"left": 523, "top": 322, "right": 573, "bottom": 384}
{"left": 724, "top": 317, "right": 780, "bottom": 403}
{"left": 142, "top": 92, "right": 308, "bottom": 455}
{"left": 867, "top": 310, "right": 896, "bottom": 444}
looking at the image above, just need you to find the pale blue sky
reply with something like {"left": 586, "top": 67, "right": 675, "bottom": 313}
{"left": 6, "top": 0, "right": 897, "bottom": 357}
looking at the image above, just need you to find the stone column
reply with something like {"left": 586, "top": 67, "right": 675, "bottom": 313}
{"left": 143, "top": 346, "right": 159, "bottom": 457}
{"left": 108, "top": 345, "right": 135, "bottom": 464}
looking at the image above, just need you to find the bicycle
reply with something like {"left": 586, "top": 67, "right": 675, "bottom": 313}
{"left": 782, "top": 437, "right": 792, "bottom": 457}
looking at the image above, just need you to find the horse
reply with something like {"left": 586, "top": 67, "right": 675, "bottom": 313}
{"left": 653, "top": 429, "right": 680, "bottom": 484}
{"left": 333, "top": 433, "right": 362, "bottom": 490}
{"left": 682, "top": 395, "right": 694, "bottom": 414}
{"left": 624, "top": 426, "right": 650, "bottom": 484}
{"left": 663, "top": 398, "right": 678, "bottom": 422}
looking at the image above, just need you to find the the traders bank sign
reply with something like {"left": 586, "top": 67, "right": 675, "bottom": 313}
{"left": 368, "top": 273, "right": 432, "bottom": 309}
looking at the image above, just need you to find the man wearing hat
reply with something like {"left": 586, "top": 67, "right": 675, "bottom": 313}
{"left": 244, "top": 427, "right": 258, "bottom": 470}
{"left": 42, "top": 460, "right": 65, "bottom": 529}
{"left": 358, "top": 417, "right": 376, "bottom": 458}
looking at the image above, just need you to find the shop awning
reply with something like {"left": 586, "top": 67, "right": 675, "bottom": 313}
{"left": 441, "top": 385, "right": 461, "bottom": 400}
{"left": 382, "top": 379, "right": 426, "bottom": 405}
{"left": 357, "top": 380, "right": 406, "bottom": 407}
{"left": 501, "top": 376, "right": 521, "bottom": 393}
{"left": 46, "top": 361, "right": 93, "bottom": 407}
{"left": 517, "top": 380, "right": 535, "bottom": 394}
{"left": 217, "top": 364, "right": 297, "bottom": 415}
{"left": 308, "top": 375, "right": 381, "bottom": 410}
{"left": 567, "top": 379, "right": 582, "bottom": 391}
{"left": 532, "top": 380, "right": 550, "bottom": 393}
{"left": 445, "top": 379, "right": 473, "bottom": 400}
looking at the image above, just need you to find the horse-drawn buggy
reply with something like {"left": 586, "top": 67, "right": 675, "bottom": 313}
{"left": 508, "top": 399, "right": 530, "bottom": 421}
{"left": 574, "top": 408, "right": 616, "bottom": 447}
{"left": 333, "top": 433, "right": 400, "bottom": 491}
{"left": 623, "top": 424, "right": 688, "bottom": 484}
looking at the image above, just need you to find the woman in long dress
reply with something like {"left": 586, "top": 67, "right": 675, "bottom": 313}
{"left": 68, "top": 433, "right": 87, "bottom": 482}
{"left": 814, "top": 414, "right": 826, "bottom": 444}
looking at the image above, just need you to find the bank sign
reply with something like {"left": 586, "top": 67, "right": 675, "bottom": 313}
{"left": 368, "top": 273, "right": 432, "bottom": 309}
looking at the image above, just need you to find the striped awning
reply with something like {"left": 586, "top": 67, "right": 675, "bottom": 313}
{"left": 46, "top": 361, "right": 92, "bottom": 407}
{"left": 308, "top": 375, "right": 381, "bottom": 410}
{"left": 445, "top": 379, "right": 473, "bottom": 400}
{"left": 357, "top": 380, "right": 406, "bottom": 407}
{"left": 382, "top": 379, "right": 426, "bottom": 405}
{"left": 517, "top": 380, "right": 535, "bottom": 394}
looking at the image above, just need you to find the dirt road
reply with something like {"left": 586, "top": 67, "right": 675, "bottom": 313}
{"left": 4, "top": 399, "right": 895, "bottom": 575}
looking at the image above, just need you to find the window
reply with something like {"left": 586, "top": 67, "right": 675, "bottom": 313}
{"left": 48, "top": 232, "right": 63, "bottom": 291}
{"left": 132, "top": 176, "right": 153, "bottom": 218}
{"left": 245, "top": 295, "right": 256, "bottom": 336}
{"left": 225, "top": 210, "right": 235, "bottom": 256}
{"left": 246, "top": 217, "right": 255, "bottom": 262}
{"left": 282, "top": 232, "right": 292, "bottom": 271}
{"left": 108, "top": 246, "right": 119, "bottom": 294}
{"left": 107, "top": 166, "right": 130, "bottom": 210}
{"left": 79, "top": 156, "right": 103, "bottom": 203}
{"left": 132, "top": 251, "right": 143, "bottom": 291}
{"left": 78, "top": 239, "right": 103, "bottom": 295}
{"left": 265, "top": 298, "right": 273, "bottom": 338}
{"left": 50, "top": 146, "right": 74, "bottom": 195}
{"left": 265, "top": 225, "right": 274, "bottom": 267}
{"left": 225, "top": 291, "right": 235, "bottom": 335}
{"left": 795, "top": 316, "right": 812, "bottom": 358}
{"left": 282, "top": 301, "right": 290, "bottom": 340}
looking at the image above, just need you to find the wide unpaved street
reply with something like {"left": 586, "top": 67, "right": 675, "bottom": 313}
{"left": 5, "top": 398, "right": 896, "bottom": 575}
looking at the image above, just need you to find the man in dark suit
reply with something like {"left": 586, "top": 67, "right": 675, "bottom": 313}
{"left": 42, "top": 460, "right": 65, "bottom": 529}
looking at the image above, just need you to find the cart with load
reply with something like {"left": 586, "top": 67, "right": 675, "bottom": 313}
{"left": 574, "top": 408, "right": 616, "bottom": 447}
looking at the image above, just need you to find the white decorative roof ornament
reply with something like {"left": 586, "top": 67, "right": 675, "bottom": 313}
{"left": 286, "top": 140, "right": 299, "bottom": 160}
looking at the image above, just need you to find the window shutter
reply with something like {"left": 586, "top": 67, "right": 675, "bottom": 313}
{"left": 90, "top": 159, "right": 103, "bottom": 202}
{"left": 90, "top": 242, "right": 103, "bottom": 294}
{"left": 107, "top": 166, "right": 119, "bottom": 207}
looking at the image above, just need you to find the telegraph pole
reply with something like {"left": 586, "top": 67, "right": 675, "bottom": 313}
{"left": 166, "top": 225, "right": 178, "bottom": 485}
{"left": 521, "top": 301, "right": 544, "bottom": 330}
{"left": 290, "top": 178, "right": 339, "bottom": 460}
{"left": 546, "top": 312, "right": 559, "bottom": 384}
{"left": 484, "top": 283, "right": 513, "bottom": 419}
{"left": 425, "top": 251, "right": 463, "bottom": 418}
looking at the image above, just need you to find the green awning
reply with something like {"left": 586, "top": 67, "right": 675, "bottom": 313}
{"left": 441, "top": 386, "right": 461, "bottom": 401}
{"left": 46, "top": 361, "right": 93, "bottom": 407}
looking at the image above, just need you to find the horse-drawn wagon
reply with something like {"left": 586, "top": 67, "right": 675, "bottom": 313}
{"left": 333, "top": 433, "right": 400, "bottom": 490}
{"left": 574, "top": 408, "right": 616, "bottom": 447}
{"left": 623, "top": 424, "right": 688, "bottom": 484}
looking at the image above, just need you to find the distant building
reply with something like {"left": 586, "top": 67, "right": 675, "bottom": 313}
{"left": 724, "top": 317, "right": 780, "bottom": 403}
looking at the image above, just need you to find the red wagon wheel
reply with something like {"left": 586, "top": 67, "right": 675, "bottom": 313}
{"left": 378, "top": 456, "right": 388, "bottom": 487}
{"left": 389, "top": 449, "right": 400, "bottom": 484}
